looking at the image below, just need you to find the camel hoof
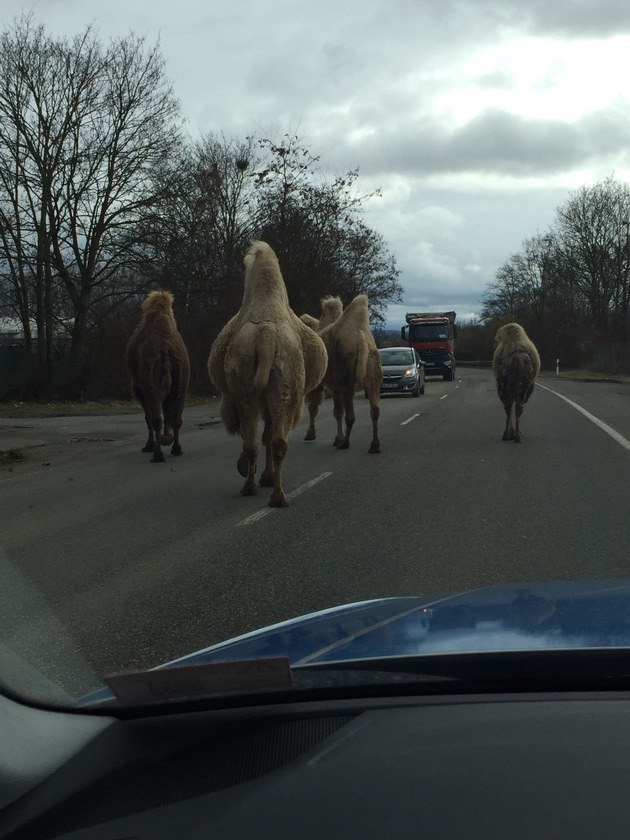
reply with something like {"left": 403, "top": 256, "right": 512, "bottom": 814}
{"left": 368, "top": 445, "right": 381, "bottom": 454}
{"left": 237, "top": 452, "right": 250, "bottom": 477}
{"left": 333, "top": 438, "right": 343, "bottom": 448}
{"left": 161, "top": 433, "right": 174, "bottom": 446}
{"left": 240, "top": 483, "right": 257, "bottom": 496}
{"left": 304, "top": 431, "right": 316, "bottom": 441}
{"left": 337, "top": 440, "right": 350, "bottom": 450}
{"left": 171, "top": 445, "right": 183, "bottom": 456}
{"left": 259, "top": 471, "right": 275, "bottom": 487}
{"left": 150, "top": 451, "right": 165, "bottom": 463}
{"left": 268, "top": 492, "right": 289, "bottom": 508}
{"left": 142, "top": 442, "right": 155, "bottom": 453}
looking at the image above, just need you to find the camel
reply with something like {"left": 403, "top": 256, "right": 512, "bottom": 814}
{"left": 300, "top": 295, "right": 343, "bottom": 440}
{"left": 492, "top": 322, "right": 541, "bottom": 443}
{"left": 208, "top": 241, "right": 328, "bottom": 507}
{"left": 126, "top": 290, "right": 190, "bottom": 462}
{"left": 301, "top": 294, "right": 382, "bottom": 453}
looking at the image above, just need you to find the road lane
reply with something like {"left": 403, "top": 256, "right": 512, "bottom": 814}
{"left": 1, "top": 369, "right": 629, "bottom": 695}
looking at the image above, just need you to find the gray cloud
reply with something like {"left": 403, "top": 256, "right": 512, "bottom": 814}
{"left": 451, "top": 0, "right": 630, "bottom": 39}
{"left": 326, "top": 107, "right": 630, "bottom": 179}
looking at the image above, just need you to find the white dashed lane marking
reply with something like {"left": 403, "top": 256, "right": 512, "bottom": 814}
{"left": 400, "top": 414, "right": 420, "bottom": 426}
{"left": 237, "top": 471, "right": 333, "bottom": 526}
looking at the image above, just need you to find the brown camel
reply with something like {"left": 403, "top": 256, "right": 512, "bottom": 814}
{"left": 126, "top": 290, "right": 190, "bottom": 462}
{"left": 208, "top": 241, "right": 328, "bottom": 507}
{"left": 492, "top": 322, "right": 541, "bottom": 443}
{"left": 302, "top": 294, "right": 382, "bottom": 453}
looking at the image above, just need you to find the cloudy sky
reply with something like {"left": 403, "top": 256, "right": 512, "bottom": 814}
{"left": 4, "top": 0, "right": 630, "bottom": 327}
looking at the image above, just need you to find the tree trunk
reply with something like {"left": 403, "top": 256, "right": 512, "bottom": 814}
{"left": 68, "top": 299, "right": 89, "bottom": 397}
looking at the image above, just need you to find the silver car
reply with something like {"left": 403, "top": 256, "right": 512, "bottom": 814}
{"left": 377, "top": 347, "right": 425, "bottom": 397}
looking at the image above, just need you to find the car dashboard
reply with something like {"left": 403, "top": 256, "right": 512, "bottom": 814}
{"left": 2, "top": 687, "right": 630, "bottom": 839}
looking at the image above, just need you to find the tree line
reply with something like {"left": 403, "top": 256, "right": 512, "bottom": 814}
{"left": 476, "top": 175, "right": 630, "bottom": 372}
{"left": 0, "top": 15, "right": 402, "bottom": 398}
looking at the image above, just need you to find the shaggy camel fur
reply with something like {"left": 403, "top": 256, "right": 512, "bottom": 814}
{"left": 126, "top": 290, "right": 190, "bottom": 462}
{"left": 492, "top": 322, "right": 541, "bottom": 443}
{"left": 302, "top": 294, "right": 382, "bottom": 453}
{"left": 300, "top": 295, "right": 344, "bottom": 439}
{"left": 208, "top": 241, "right": 328, "bottom": 507}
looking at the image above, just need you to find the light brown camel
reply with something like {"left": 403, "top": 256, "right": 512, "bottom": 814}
{"left": 126, "top": 290, "right": 190, "bottom": 462}
{"left": 208, "top": 241, "right": 328, "bottom": 507}
{"left": 300, "top": 295, "right": 343, "bottom": 441}
{"left": 492, "top": 322, "right": 541, "bottom": 443}
{"left": 302, "top": 293, "right": 382, "bottom": 453}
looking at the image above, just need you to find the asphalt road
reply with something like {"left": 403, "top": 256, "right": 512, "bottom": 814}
{"left": 1, "top": 368, "right": 630, "bottom": 696}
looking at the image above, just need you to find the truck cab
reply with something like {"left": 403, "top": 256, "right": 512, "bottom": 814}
{"left": 401, "top": 311, "right": 457, "bottom": 381}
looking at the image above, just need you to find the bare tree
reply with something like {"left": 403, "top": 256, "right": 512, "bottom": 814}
{"left": 0, "top": 14, "right": 183, "bottom": 392}
{"left": 252, "top": 133, "right": 400, "bottom": 320}
{"left": 481, "top": 257, "right": 528, "bottom": 322}
{"left": 555, "top": 176, "right": 630, "bottom": 334}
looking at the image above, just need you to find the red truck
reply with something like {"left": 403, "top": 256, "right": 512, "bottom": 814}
{"left": 401, "top": 311, "right": 457, "bottom": 381}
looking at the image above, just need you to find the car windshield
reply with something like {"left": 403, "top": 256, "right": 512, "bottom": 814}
{"left": 1, "top": 1, "right": 630, "bottom": 711}
{"left": 409, "top": 325, "right": 449, "bottom": 342}
{"left": 379, "top": 350, "right": 415, "bottom": 366}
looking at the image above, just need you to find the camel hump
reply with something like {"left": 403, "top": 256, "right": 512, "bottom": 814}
{"left": 319, "top": 295, "right": 343, "bottom": 328}
{"left": 338, "top": 294, "right": 369, "bottom": 331}
{"left": 253, "top": 323, "right": 277, "bottom": 391}
{"left": 142, "top": 290, "right": 174, "bottom": 312}
{"left": 300, "top": 313, "right": 319, "bottom": 330}
{"left": 244, "top": 240, "right": 276, "bottom": 272}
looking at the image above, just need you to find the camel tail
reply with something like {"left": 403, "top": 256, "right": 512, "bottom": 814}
{"left": 153, "top": 350, "right": 173, "bottom": 394}
{"left": 356, "top": 333, "right": 369, "bottom": 386}
{"left": 508, "top": 351, "right": 535, "bottom": 403}
{"left": 253, "top": 323, "right": 277, "bottom": 391}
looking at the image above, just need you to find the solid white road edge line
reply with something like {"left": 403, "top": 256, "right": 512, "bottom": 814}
{"left": 237, "top": 471, "right": 333, "bottom": 526}
{"left": 537, "top": 382, "right": 630, "bottom": 453}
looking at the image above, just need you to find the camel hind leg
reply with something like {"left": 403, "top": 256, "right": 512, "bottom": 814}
{"left": 304, "top": 385, "right": 324, "bottom": 441}
{"left": 237, "top": 409, "right": 259, "bottom": 496}
{"left": 332, "top": 388, "right": 345, "bottom": 447}
{"left": 367, "top": 386, "right": 381, "bottom": 454}
{"left": 502, "top": 398, "right": 515, "bottom": 441}
{"left": 268, "top": 432, "right": 289, "bottom": 508}
{"left": 161, "top": 394, "right": 175, "bottom": 448}
{"left": 170, "top": 400, "right": 184, "bottom": 456}
{"left": 513, "top": 402, "right": 524, "bottom": 443}
{"left": 147, "top": 395, "right": 165, "bottom": 462}
{"left": 163, "top": 358, "right": 184, "bottom": 453}
{"left": 259, "top": 410, "right": 275, "bottom": 487}
{"left": 336, "top": 388, "right": 356, "bottom": 450}
{"left": 134, "top": 386, "right": 156, "bottom": 453}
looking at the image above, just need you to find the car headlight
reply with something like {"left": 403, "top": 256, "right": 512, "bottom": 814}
{"left": 403, "top": 369, "right": 416, "bottom": 378}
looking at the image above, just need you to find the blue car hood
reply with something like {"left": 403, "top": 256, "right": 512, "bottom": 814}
{"left": 169, "top": 579, "right": 630, "bottom": 667}
{"left": 82, "top": 580, "right": 630, "bottom": 705}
